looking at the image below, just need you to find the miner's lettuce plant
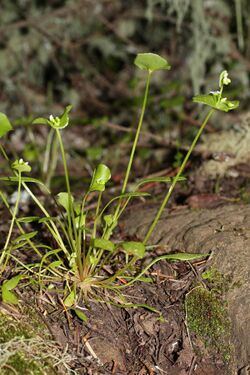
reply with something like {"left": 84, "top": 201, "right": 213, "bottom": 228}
{"left": 0, "top": 54, "right": 239, "bottom": 317}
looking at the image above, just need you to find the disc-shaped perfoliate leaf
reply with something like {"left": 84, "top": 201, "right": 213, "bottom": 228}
{"left": 89, "top": 164, "right": 111, "bottom": 192}
{"left": 11, "top": 159, "right": 31, "bottom": 173}
{"left": 121, "top": 241, "right": 145, "bottom": 258}
{"left": 57, "top": 192, "right": 74, "bottom": 214}
{"left": 0, "top": 112, "right": 13, "bottom": 138}
{"left": 33, "top": 105, "right": 72, "bottom": 129}
{"left": 91, "top": 238, "right": 115, "bottom": 252}
{"left": 193, "top": 93, "right": 239, "bottom": 112}
{"left": 134, "top": 53, "right": 171, "bottom": 72}
{"left": 56, "top": 105, "right": 73, "bottom": 129}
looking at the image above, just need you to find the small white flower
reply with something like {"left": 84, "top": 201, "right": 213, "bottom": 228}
{"left": 222, "top": 71, "right": 231, "bottom": 85}
{"left": 219, "top": 70, "right": 231, "bottom": 88}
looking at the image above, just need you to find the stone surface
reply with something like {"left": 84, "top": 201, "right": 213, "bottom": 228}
{"left": 123, "top": 203, "right": 250, "bottom": 372}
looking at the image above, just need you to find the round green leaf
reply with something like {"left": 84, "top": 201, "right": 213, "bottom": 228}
{"left": 91, "top": 238, "right": 115, "bottom": 252}
{"left": 134, "top": 53, "right": 171, "bottom": 72}
{"left": 89, "top": 164, "right": 111, "bottom": 192}
{"left": 0, "top": 112, "right": 13, "bottom": 138}
{"left": 121, "top": 241, "right": 145, "bottom": 258}
{"left": 57, "top": 192, "right": 74, "bottom": 214}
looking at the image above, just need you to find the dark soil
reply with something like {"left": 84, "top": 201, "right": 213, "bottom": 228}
{"left": 11, "top": 256, "right": 228, "bottom": 375}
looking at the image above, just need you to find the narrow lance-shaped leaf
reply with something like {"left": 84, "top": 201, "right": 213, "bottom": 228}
{"left": 72, "top": 308, "right": 88, "bottom": 322}
{"left": 136, "top": 176, "right": 186, "bottom": 188}
{"left": 161, "top": 252, "right": 208, "bottom": 261}
{"left": 32, "top": 117, "right": 48, "bottom": 125}
{"left": 64, "top": 289, "right": 75, "bottom": 307}
{"left": 13, "top": 231, "right": 38, "bottom": 243}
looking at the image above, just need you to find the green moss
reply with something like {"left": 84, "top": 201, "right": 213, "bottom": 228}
{"left": 0, "top": 311, "right": 59, "bottom": 374}
{"left": 2, "top": 353, "right": 47, "bottom": 375}
{"left": 201, "top": 267, "right": 231, "bottom": 294}
{"left": 186, "top": 286, "right": 231, "bottom": 361}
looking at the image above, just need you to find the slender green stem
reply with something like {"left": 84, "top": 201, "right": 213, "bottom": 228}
{"left": 76, "top": 193, "right": 88, "bottom": 267}
{"left": 143, "top": 109, "right": 214, "bottom": 245}
{"left": 44, "top": 128, "right": 59, "bottom": 188}
{"left": 21, "top": 182, "right": 69, "bottom": 257}
{"left": 2, "top": 171, "right": 21, "bottom": 252}
{"left": 100, "top": 256, "right": 137, "bottom": 286}
{"left": 55, "top": 129, "right": 77, "bottom": 243}
{"left": 92, "top": 192, "right": 102, "bottom": 239}
{"left": 0, "top": 190, "right": 42, "bottom": 259}
{"left": 235, "top": 0, "right": 244, "bottom": 51}
{"left": 87, "top": 192, "right": 103, "bottom": 273}
{"left": 113, "top": 71, "right": 152, "bottom": 222}
{"left": 0, "top": 144, "right": 9, "bottom": 161}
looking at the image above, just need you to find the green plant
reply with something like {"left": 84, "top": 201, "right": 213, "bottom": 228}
{"left": 0, "top": 54, "right": 239, "bottom": 318}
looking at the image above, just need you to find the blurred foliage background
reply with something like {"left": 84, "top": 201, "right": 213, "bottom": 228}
{"left": 0, "top": 0, "right": 249, "bottom": 121}
{"left": 1, "top": 0, "right": 250, "bottom": 205}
